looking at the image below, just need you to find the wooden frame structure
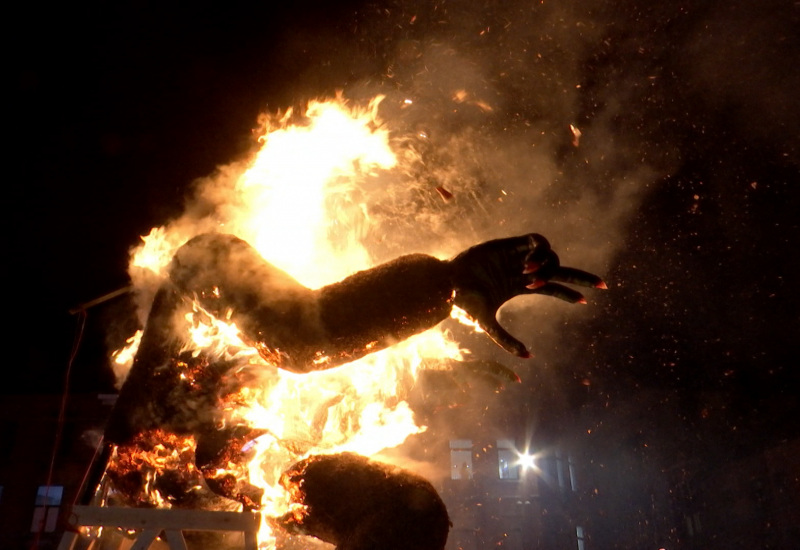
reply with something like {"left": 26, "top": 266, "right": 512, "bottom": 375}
{"left": 58, "top": 506, "right": 261, "bottom": 550}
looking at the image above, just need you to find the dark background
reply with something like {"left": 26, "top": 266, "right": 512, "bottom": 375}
{"left": 11, "top": 1, "right": 370, "bottom": 392}
{"left": 8, "top": 0, "right": 799, "bottom": 503}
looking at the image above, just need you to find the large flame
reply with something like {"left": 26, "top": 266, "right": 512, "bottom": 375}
{"left": 116, "top": 95, "right": 465, "bottom": 547}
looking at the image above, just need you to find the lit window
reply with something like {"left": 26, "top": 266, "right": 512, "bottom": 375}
{"left": 576, "top": 525, "right": 586, "bottom": 550}
{"left": 568, "top": 454, "right": 578, "bottom": 491}
{"left": 556, "top": 451, "right": 578, "bottom": 491}
{"left": 497, "top": 439, "right": 519, "bottom": 480}
{"left": 556, "top": 451, "right": 567, "bottom": 489}
{"left": 31, "top": 485, "right": 63, "bottom": 533}
{"left": 450, "top": 439, "right": 473, "bottom": 480}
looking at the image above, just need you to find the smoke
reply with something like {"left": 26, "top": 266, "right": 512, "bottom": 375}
{"left": 116, "top": 1, "right": 664, "bottom": 483}
{"left": 116, "top": 0, "right": 797, "bottom": 515}
{"left": 127, "top": 0, "right": 705, "bottom": 299}
{"left": 339, "top": 1, "right": 669, "bottom": 385}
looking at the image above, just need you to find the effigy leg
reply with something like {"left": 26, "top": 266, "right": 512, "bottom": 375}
{"left": 275, "top": 453, "right": 451, "bottom": 550}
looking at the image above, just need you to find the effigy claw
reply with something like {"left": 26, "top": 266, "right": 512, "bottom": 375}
{"left": 532, "top": 282, "right": 587, "bottom": 304}
{"left": 525, "top": 279, "right": 548, "bottom": 290}
{"left": 449, "top": 233, "right": 605, "bottom": 358}
{"left": 550, "top": 266, "right": 607, "bottom": 289}
{"left": 485, "top": 320, "right": 532, "bottom": 358}
{"left": 522, "top": 261, "right": 541, "bottom": 274}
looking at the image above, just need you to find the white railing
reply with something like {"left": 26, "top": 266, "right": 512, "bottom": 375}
{"left": 58, "top": 506, "right": 261, "bottom": 550}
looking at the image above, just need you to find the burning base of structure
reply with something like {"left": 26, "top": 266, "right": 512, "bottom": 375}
{"left": 100, "top": 439, "right": 451, "bottom": 549}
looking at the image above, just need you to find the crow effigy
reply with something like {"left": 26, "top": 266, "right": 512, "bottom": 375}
{"left": 97, "top": 232, "right": 604, "bottom": 549}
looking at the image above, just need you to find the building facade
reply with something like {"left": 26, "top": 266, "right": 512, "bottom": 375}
{"left": 0, "top": 393, "right": 115, "bottom": 550}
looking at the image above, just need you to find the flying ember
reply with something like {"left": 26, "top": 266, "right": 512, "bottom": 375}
{"left": 98, "top": 95, "right": 604, "bottom": 550}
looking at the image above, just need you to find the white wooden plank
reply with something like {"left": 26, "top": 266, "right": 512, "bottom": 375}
{"left": 164, "top": 530, "right": 189, "bottom": 550}
{"left": 70, "top": 506, "right": 260, "bottom": 532}
{"left": 130, "top": 528, "right": 161, "bottom": 550}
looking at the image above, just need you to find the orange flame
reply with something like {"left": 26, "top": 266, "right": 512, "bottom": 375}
{"left": 118, "top": 95, "right": 466, "bottom": 547}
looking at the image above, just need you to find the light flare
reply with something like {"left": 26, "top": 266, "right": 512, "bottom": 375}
{"left": 516, "top": 450, "right": 540, "bottom": 471}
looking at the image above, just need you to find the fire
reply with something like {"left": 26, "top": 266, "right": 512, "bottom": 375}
{"left": 110, "top": 330, "right": 142, "bottom": 387}
{"left": 115, "top": 95, "right": 466, "bottom": 547}
{"left": 450, "top": 304, "right": 486, "bottom": 334}
{"left": 106, "top": 430, "right": 200, "bottom": 508}
{"left": 130, "top": 95, "right": 396, "bottom": 287}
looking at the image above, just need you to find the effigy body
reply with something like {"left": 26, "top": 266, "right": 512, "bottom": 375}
{"left": 99, "top": 232, "right": 603, "bottom": 547}
{"left": 276, "top": 453, "right": 451, "bottom": 550}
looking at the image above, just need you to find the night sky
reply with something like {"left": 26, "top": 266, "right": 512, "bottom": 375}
{"left": 9, "top": 0, "right": 799, "bottom": 489}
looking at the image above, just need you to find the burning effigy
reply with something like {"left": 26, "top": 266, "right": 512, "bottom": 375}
{"left": 94, "top": 96, "right": 604, "bottom": 549}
